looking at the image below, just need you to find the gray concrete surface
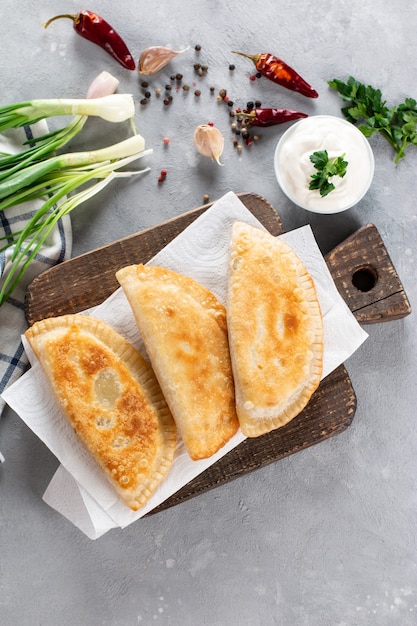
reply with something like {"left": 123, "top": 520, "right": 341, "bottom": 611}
{"left": 1, "top": 0, "right": 416, "bottom": 624}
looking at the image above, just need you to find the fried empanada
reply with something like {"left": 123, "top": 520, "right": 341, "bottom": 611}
{"left": 116, "top": 264, "right": 239, "bottom": 460}
{"left": 227, "top": 221, "right": 323, "bottom": 437}
{"left": 25, "top": 314, "right": 177, "bottom": 511}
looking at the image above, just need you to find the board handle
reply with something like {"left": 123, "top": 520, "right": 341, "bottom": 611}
{"left": 325, "top": 223, "right": 411, "bottom": 324}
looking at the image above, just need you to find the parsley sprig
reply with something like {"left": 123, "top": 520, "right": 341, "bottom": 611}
{"left": 328, "top": 76, "right": 417, "bottom": 163}
{"left": 308, "top": 150, "right": 348, "bottom": 197}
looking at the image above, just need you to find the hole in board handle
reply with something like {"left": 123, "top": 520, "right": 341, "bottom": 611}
{"left": 352, "top": 266, "right": 378, "bottom": 293}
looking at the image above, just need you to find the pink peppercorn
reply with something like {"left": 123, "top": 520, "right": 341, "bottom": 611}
{"left": 158, "top": 169, "right": 167, "bottom": 183}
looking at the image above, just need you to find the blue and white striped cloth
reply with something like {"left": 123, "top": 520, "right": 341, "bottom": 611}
{"left": 0, "top": 124, "right": 72, "bottom": 461}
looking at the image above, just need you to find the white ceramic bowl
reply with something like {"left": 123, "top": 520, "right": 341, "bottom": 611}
{"left": 274, "top": 115, "right": 375, "bottom": 214}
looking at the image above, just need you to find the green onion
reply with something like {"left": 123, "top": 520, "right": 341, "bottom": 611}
{"left": 0, "top": 94, "right": 135, "bottom": 132}
{"left": 0, "top": 94, "right": 150, "bottom": 306}
{"left": 0, "top": 137, "right": 151, "bottom": 305}
{"left": 0, "top": 133, "right": 147, "bottom": 202}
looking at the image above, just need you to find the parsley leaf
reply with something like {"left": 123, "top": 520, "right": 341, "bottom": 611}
{"left": 309, "top": 150, "right": 348, "bottom": 197}
{"left": 328, "top": 76, "right": 417, "bottom": 162}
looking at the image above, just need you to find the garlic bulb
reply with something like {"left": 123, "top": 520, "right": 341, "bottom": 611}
{"left": 193, "top": 124, "right": 224, "bottom": 165}
{"left": 138, "top": 46, "right": 188, "bottom": 75}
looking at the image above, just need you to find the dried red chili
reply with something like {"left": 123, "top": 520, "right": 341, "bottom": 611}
{"left": 44, "top": 10, "right": 136, "bottom": 70}
{"left": 232, "top": 51, "right": 318, "bottom": 98}
{"left": 241, "top": 108, "right": 308, "bottom": 127}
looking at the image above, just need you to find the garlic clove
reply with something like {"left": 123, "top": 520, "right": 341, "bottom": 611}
{"left": 138, "top": 46, "right": 189, "bottom": 75}
{"left": 86, "top": 71, "right": 120, "bottom": 99}
{"left": 193, "top": 124, "right": 224, "bottom": 165}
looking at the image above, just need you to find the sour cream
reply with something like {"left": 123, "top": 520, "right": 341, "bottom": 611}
{"left": 274, "top": 115, "right": 374, "bottom": 214}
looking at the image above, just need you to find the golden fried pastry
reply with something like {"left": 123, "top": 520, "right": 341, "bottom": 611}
{"left": 226, "top": 221, "right": 323, "bottom": 437}
{"left": 25, "top": 314, "right": 177, "bottom": 511}
{"left": 116, "top": 264, "right": 239, "bottom": 460}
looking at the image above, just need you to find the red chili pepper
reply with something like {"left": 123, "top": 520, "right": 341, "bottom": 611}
{"left": 44, "top": 10, "right": 136, "bottom": 70}
{"left": 232, "top": 51, "right": 318, "bottom": 98}
{"left": 241, "top": 108, "right": 308, "bottom": 127}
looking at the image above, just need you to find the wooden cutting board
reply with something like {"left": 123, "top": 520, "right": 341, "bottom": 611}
{"left": 25, "top": 192, "right": 411, "bottom": 514}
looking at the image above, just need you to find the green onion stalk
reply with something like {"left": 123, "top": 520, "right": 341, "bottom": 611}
{"left": 0, "top": 116, "right": 87, "bottom": 175}
{"left": 0, "top": 94, "right": 135, "bottom": 174}
{"left": 0, "top": 94, "right": 135, "bottom": 133}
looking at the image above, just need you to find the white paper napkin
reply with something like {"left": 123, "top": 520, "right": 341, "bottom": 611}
{"left": 2, "top": 191, "right": 368, "bottom": 539}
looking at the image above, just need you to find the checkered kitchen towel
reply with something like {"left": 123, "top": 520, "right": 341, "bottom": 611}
{"left": 0, "top": 124, "right": 72, "bottom": 461}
